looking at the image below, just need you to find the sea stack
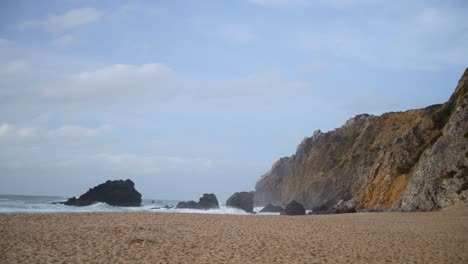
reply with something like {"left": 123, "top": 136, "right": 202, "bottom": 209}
{"left": 64, "top": 179, "right": 142, "bottom": 207}
{"left": 226, "top": 192, "right": 254, "bottom": 213}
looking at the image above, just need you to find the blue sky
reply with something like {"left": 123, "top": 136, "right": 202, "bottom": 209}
{"left": 0, "top": 0, "right": 467, "bottom": 201}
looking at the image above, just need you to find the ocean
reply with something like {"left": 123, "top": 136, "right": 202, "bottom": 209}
{"left": 0, "top": 194, "right": 276, "bottom": 215}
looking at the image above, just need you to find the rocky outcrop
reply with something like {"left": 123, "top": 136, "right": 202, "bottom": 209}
{"left": 255, "top": 68, "right": 468, "bottom": 211}
{"left": 226, "top": 192, "right": 254, "bottom": 213}
{"left": 176, "top": 201, "right": 198, "bottom": 209}
{"left": 260, "top": 203, "right": 283, "bottom": 213}
{"left": 197, "top": 194, "right": 220, "bottom": 209}
{"left": 329, "top": 200, "right": 356, "bottom": 214}
{"left": 64, "top": 179, "right": 142, "bottom": 207}
{"left": 176, "top": 194, "right": 220, "bottom": 210}
{"left": 280, "top": 201, "right": 305, "bottom": 215}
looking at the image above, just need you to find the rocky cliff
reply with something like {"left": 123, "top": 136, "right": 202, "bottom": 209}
{"left": 255, "top": 69, "right": 468, "bottom": 211}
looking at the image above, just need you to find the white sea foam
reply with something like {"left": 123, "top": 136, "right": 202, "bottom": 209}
{"left": 0, "top": 195, "right": 280, "bottom": 215}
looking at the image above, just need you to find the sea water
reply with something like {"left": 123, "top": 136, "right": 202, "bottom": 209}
{"left": 0, "top": 194, "right": 277, "bottom": 215}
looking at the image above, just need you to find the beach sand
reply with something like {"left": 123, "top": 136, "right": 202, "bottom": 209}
{"left": 1, "top": 207, "right": 467, "bottom": 263}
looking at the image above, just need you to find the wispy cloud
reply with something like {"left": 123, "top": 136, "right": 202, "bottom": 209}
{"left": 0, "top": 122, "right": 112, "bottom": 142}
{"left": 43, "top": 63, "right": 180, "bottom": 104}
{"left": 18, "top": 7, "right": 102, "bottom": 31}
{"left": 295, "top": 6, "right": 468, "bottom": 70}
{"left": 0, "top": 59, "right": 29, "bottom": 75}
{"left": 90, "top": 153, "right": 212, "bottom": 174}
{"left": 52, "top": 34, "right": 77, "bottom": 48}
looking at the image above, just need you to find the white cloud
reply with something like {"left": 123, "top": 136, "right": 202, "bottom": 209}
{"left": 0, "top": 122, "right": 111, "bottom": 142}
{"left": 0, "top": 123, "right": 14, "bottom": 137}
{"left": 0, "top": 123, "right": 39, "bottom": 142}
{"left": 46, "top": 124, "right": 112, "bottom": 138}
{"left": 90, "top": 153, "right": 212, "bottom": 174}
{"left": 0, "top": 60, "right": 29, "bottom": 75}
{"left": 295, "top": 6, "right": 468, "bottom": 70}
{"left": 220, "top": 24, "right": 256, "bottom": 44}
{"left": 19, "top": 8, "right": 102, "bottom": 31}
{"left": 52, "top": 34, "right": 77, "bottom": 48}
{"left": 43, "top": 63, "right": 179, "bottom": 104}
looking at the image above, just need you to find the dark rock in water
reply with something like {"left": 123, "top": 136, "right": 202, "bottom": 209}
{"left": 64, "top": 179, "right": 142, "bottom": 207}
{"left": 260, "top": 203, "right": 283, "bottom": 213}
{"left": 226, "top": 192, "right": 254, "bottom": 213}
{"left": 281, "top": 200, "right": 305, "bottom": 215}
{"left": 51, "top": 201, "right": 66, "bottom": 205}
{"left": 176, "top": 193, "right": 220, "bottom": 210}
{"left": 197, "top": 193, "right": 219, "bottom": 209}
{"left": 176, "top": 200, "right": 198, "bottom": 209}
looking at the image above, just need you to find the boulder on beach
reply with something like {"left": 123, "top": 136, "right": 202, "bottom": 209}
{"left": 176, "top": 193, "right": 220, "bottom": 210}
{"left": 328, "top": 199, "right": 356, "bottom": 214}
{"left": 280, "top": 200, "right": 305, "bottom": 215}
{"left": 64, "top": 179, "right": 142, "bottom": 207}
{"left": 260, "top": 203, "right": 283, "bottom": 213}
{"left": 226, "top": 192, "right": 254, "bottom": 213}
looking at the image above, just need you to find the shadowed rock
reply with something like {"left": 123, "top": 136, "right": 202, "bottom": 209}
{"left": 226, "top": 192, "right": 254, "bottom": 213}
{"left": 281, "top": 200, "right": 305, "bottom": 215}
{"left": 176, "top": 193, "right": 219, "bottom": 210}
{"left": 328, "top": 199, "right": 356, "bottom": 214}
{"left": 260, "top": 203, "right": 283, "bottom": 213}
{"left": 64, "top": 179, "right": 142, "bottom": 207}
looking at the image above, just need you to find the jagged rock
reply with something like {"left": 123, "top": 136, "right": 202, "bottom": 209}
{"left": 176, "top": 193, "right": 220, "bottom": 210}
{"left": 260, "top": 203, "right": 283, "bottom": 213}
{"left": 255, "top": 69, "right": 468, "bottom": 211}
{"left": 64, "top": 179, "right": 142, "bottom": 207}
{"left": 226, "top": 192, "right": 254, "bottom": 213}
{"left": 197, "top": 193, "right": 220, "bottom": 209}
{"left": 281, "top": 201, "right": 305, "bottom": 215}
{"left": 328, "top": 200, "right": 356, "bottom": 214}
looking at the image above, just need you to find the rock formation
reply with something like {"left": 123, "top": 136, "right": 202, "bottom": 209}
{"left": 226, "top": 192, "right": 254, "bottom": 213}
{"left": 255, "top": 68, "right": 468, "bottom": 212}
{"left": 64, "top": 179, "right": 142, "bottom": 207}
{"left": 176, "top": 193, "right": 220, "bottom": 210}
{"left": 280, "top": 201, "right": 305, "bottom": 215}
{"left": 260, "top": 203, "right": 284, "bottom": 213}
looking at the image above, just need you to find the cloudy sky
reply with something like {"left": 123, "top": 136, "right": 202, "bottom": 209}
{"left": 0, "top": 0, "right": 467, "bottom": 201}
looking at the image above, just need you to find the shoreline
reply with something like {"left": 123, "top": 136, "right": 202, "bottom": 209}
{"left": 1, "top": 207, "right": 467, "bottom": 263}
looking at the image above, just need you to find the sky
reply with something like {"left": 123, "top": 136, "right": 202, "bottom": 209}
{"left": 0, "top": 0, "right": 467, "bottom": 201}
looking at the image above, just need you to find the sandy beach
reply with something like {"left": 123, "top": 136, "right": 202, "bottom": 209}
{"left": 1, "top": 207, "right": 467, "bottom": 263}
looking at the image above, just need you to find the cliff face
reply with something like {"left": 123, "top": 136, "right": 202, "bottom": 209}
{"left": 255, "top": 69, "right": 468, "bottom": 211}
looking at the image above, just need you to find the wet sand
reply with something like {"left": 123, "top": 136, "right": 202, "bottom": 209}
{"left": 1, "top": 207, "right": 467, "bottom": 263}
